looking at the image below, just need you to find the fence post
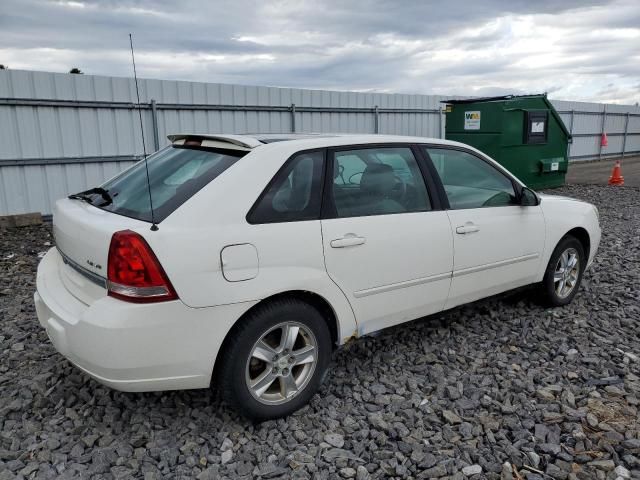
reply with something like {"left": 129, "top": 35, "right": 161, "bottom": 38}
{"left": 150, "top": 99, "right": 160, "bottom": 151}
{"left": 621, "top": 112, "right": 629, "bottom": 158}
{"left": 598, "top": 105, "right": 606, "bottom": 160}
{"left": 568, "top": 109, "right": 575, "bottom": 160}
{"left": 290, "top": 104, "right": 296, "bottom": 133}
{"left": 374, "top": 105, "right": 379, "bottom": 134}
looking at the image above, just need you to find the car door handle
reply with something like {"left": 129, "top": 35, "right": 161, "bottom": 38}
{"left": 456, "top": 223, "right": 480, "bottom": 235}
{"left": 330, "top": 234, "right": 366, "bottom": 248}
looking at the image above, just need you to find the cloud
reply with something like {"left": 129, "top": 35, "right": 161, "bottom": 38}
{"left": 0, "top": 0, "right": 638, "bottom": 103}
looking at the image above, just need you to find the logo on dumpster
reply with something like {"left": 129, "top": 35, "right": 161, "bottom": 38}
{"left": 464, "top": 111, "right": 481, "bottom": 130}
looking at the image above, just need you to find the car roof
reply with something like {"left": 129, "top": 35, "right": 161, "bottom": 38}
{"left": 167, "top": 133, "right": 465, "bottom": 151}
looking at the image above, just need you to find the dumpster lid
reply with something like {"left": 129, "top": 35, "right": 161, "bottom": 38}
{"left": 441, "top": 94, "right": 571, "bottom": 139}
{"left": 442, "top": 94, "right": 541, "bottom": 104}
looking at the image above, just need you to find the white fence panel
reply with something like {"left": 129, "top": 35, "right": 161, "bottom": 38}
{"left": 1, "top": 69, "right": 639, "bottom": 216}
{"left": 550, "top": 99, "right": 640, "bottom": 161}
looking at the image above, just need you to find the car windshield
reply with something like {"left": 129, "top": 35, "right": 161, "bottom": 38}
{"left": 79, "top": 145, "right": 245, "bottom": 223}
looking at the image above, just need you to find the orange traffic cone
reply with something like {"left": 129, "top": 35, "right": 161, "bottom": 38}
{"left": 608, "top": 160, "right": 624, "bottom": 186}
{"left": 601, "top": 133, "right": 608, "bottom": 147}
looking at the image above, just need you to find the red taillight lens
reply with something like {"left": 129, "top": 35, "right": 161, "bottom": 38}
{"left": 107, "top": 230, "right": 178, "bottom": 303}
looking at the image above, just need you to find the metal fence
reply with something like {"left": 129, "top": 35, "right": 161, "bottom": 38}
{"left": 553, "top": 100, "right": 640, "bottom": 161}
{"left": 1, "top": 69, "right": 639, "bottom": 216}
{"left": 0, "top": 99, "right": 448, "bottom": 167}
{"left": 0, "top": 70, "right": 452, "bottom": 216}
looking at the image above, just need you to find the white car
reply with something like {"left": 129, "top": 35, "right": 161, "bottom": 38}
{"left": 34, "top": 134, "right": 600, "bottom": 419}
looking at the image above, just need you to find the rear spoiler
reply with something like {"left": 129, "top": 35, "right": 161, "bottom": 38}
{"left": 167, "top": 134, "right": 262, "bottom": 150}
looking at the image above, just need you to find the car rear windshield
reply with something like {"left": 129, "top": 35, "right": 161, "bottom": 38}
{"left": 86, "top": 146, "right": 245, "bottom": 223}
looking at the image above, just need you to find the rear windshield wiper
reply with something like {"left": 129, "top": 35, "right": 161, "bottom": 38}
{"left": 68, "top": 193, "right": 95, "bottom": 204}
{"left": 68, "top": 187, "right": 113, "bottom": 206}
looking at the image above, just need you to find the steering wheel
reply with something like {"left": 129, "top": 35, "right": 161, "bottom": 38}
{"left": 337, "top": 164, "right": 346, "bottom": 185}
{"left": 348, "top": 171, "right": 364, "bottom": 185}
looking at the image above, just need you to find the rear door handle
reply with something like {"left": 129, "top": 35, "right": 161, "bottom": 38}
{"left": 456, "top": 223, "right": 480, "bottom": 235}
{"left": 330, "top": 234, "right": 366, "bottom": 248}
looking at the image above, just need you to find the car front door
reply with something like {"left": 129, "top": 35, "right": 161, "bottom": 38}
{"left": 320, "top": 145, "right": 453, "bottom": 335}
{"left": 422, "top": 147, "right": 545, "bottom": 309}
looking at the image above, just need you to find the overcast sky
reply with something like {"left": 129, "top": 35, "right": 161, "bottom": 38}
{"left": 1, "top": 0, "right": 639, "bottom": 104}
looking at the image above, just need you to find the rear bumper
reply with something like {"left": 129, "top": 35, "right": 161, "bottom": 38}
{"left": 34, "top": 248, "right": 256, "bottom": 392}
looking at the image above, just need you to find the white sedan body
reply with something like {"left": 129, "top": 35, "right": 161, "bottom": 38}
{"left": 34, "top": 134, "right": 601, "bottom": 393}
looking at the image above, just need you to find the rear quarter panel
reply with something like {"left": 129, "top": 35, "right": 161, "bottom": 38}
{"left": 143, "top": 142, "right": 358, "bottom": 344}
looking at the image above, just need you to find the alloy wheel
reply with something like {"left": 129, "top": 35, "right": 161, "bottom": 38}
{"left": 554, "top": 247, "right": 580, "bottom": 298}
{"left": 245, "top": 322, "right": 318, "bottom": 405}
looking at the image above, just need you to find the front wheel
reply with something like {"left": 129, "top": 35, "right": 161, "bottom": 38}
{"left": 540, "top": 235, "right": 585, "bottom": 306}
{"left": 217, "top": 299, "right": 332, "bottom": 421}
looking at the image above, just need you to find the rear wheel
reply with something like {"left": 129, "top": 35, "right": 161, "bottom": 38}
{"left": 540, "top": 235, "right": 585, "bottom": 306}
{"left": 218, "top": 299, "right": 332, "bottom": 421}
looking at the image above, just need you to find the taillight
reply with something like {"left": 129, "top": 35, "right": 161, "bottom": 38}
{"left": 107, "top": 230, "right": 178, "bottom": 303}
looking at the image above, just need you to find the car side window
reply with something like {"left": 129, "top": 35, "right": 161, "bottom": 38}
{"left": 424, "top": 148, "right": 518, "bottom": 209}
{"left": 330, "top": 147, "right": 431, "bottom": 218}
{"left": 248, "top": 150, "right": 324, "bottom": 223}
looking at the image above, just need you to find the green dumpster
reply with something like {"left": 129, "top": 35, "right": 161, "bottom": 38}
{"left": 443, "top": 94, "right": 571, "bottom": 189}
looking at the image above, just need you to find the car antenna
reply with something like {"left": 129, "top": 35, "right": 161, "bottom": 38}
{"left": 129, "top": 33, "right": 158, "bottom": 231}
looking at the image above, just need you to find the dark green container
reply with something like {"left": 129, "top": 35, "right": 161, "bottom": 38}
{"left": 444, "top": 94, "right": 571, "bottom": 189}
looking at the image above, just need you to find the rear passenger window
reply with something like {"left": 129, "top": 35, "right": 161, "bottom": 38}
{"left": 330, "top": 147, "right": 431, "bottom": 218}
{"left": 248, "top": 151, "right": 324, "bottom": 223}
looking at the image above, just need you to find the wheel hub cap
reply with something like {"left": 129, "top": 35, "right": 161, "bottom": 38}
{"left": 245, "top": 321, "right": 318, "bottom": 405}
{"left": 553, "top": 247, "right": 580, "bottom": 299}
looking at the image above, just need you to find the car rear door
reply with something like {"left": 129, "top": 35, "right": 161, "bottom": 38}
{"left": 421, "top": 146, "right": 545, "bottom": 309}
{"left": 320, "top": 145, "right": 453, "bottom": 335}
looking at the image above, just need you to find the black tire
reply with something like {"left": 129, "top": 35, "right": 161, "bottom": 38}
{"left": 540, "top": 235, "right": 586, "bottom": 307}
{"left": 217, "top": 298, "right": 332, "bottom": 421}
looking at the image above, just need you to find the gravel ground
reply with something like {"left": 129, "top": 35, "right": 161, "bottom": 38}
{"left": 1, "top": 184, "right": 639, "bottom": 480}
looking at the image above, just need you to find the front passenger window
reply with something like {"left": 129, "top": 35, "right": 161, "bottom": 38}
{"left": 424, "top": 148, "right": 518, "bottom": 209}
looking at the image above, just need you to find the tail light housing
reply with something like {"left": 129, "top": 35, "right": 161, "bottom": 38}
{"left": 107, "top": 230, "right": 178, "bottom": 303}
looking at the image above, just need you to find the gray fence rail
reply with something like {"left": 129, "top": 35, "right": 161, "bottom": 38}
{"left": 0, "top": 97, "right": 444, "bottom": 167}
{"left": 557, "top": 108, "right": 640, "bottom": 161}
{"left": 2, "top": 97, "right": 638, "bottom": 168}
{"left": 553, "top": 99, "right": 640, "bottom": 161}
{"left": 0, "top": 70, "right": 639, "bottom": 216}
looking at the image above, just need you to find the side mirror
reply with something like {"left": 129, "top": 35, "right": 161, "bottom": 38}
{"left": 520, "top": 187, "right": 539, "bottom": 206}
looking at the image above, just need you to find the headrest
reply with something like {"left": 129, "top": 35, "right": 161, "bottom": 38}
{"left": 360, "top": 163, "right": 396, "bottom": 196}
